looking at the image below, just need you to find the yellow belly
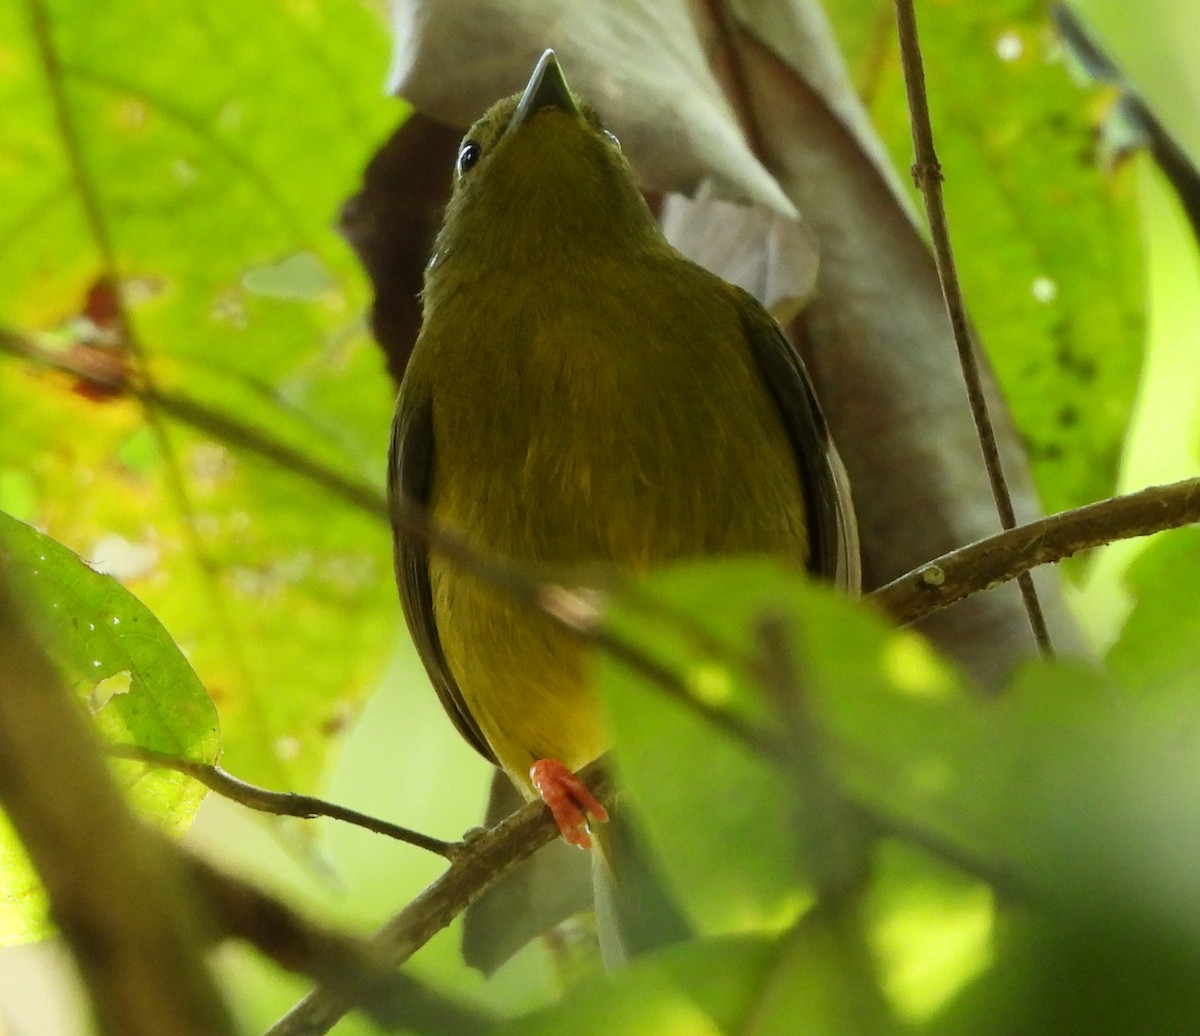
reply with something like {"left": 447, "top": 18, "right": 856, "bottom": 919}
{"left": 430, "top": 561, "right": 605, "bottom": 795}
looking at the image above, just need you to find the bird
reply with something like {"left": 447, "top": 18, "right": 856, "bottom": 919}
{"left": 388, "top": 49, "right": 858, "bottom": 861}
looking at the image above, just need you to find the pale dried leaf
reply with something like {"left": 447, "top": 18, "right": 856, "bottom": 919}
{"left": 387, "top": 0, "right": 797, "bottom": 215}
{"left": 660, "top": 189, "right": 820, "bottom": 321}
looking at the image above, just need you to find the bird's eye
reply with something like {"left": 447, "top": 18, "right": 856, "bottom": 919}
{"left": 457, "top": 140, "right": 482, "bottom": 176}
{"left": 603, "top": 130, "right": 621, "bottom": 151}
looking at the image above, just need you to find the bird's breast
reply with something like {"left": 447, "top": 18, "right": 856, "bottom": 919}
{"left": 427, "top": 297, "right": 806, "bottom": 568}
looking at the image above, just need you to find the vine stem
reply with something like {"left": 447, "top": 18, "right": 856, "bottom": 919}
{"left": 892, "top": 0, "right": 1054, "bottom": 657}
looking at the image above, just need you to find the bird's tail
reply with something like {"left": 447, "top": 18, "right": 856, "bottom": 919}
{"left": 591, "top": 805, "right": 693, "bottom": 968}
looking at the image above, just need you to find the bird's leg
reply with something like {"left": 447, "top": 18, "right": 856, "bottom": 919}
{"left": 529, "top": 758, "right": 608, "bottom": 850}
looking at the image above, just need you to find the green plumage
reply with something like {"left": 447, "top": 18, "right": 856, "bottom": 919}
{"left": 390, "top": 53, "right": 856, "bottom": 800}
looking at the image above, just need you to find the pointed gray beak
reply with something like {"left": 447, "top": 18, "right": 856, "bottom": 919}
{"left": 508, "top": 49, "right": 578, "bottom": 133}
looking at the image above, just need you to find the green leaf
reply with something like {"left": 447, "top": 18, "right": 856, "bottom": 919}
{"left": 598, "top": 558, "right": 963, "bottom": 936}
{"left": 922, "top": 669, "right": 1200, "bottom": 1036}
{"left": 600, "top": 555, "right": 1200, "bottom": 1028}
{"left": 865, "top": 843, "right": 994, "bottom": 1024}
{"left": 0, "top": 510, "right": 219, "bottom": 941}
{"left": 0, "top": 0, "right": 400, "bottom": 792}
{"left": 1105, "top": 526, "right": 1200, "bottom": 696}
{"left": 835, "top": 0, "right": 1145, "bottom": 516}
{"left": 499, "top": 936, "right": 775, "bottom": 1036}
{"left": 599, "top": 560, "right": 809, "bottom": 936}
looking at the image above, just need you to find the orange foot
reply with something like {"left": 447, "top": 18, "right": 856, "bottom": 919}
{"left": 530, "top": 758, "right": 609, "bottom": 850}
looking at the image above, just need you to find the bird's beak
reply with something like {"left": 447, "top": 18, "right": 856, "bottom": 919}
{"left": 508, "top": 49, "right": 578, "bottom": 133}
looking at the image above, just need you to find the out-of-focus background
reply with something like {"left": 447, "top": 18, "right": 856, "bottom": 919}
{"left": 0, "top": 0, "right": 1198, "bottom": 1031}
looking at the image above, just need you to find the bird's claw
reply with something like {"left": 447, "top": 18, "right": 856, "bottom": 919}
{"left": 530, "top": 758, "right": 608, "bottom": 850}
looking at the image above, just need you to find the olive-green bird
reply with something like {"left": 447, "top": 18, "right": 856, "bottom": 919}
{"left": 389, "top": 51, "right": 858, "bottom": 855}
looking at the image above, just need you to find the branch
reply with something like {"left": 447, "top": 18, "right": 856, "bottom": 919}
{"left": 0, "top": 565, "right": 235, "bottom": 1035}
{"left": 0, "top": 592, "right": 506, "bottom": 1036}
{"left": 892, "top": 0, "right": 1053, "bottom": 656}
{"left": 1, "top": 330, "right": 581, "bottom": 637}
{"left": 182, "top": 849, "right": 493, "bottom": 1035}
{"left": 112, "top": 746, "right": 456, "bottom": 858}
{"left": 266, "top": 758, "right": 613, "bottom": 1036}
{"left": 869, "top": 477, "right": 1200, "bottom": 625}
{"left": 0, "top": 583, "right": 494, "bottom": 1035}
{"left": 852, "top": 804, "right": 1031, "bottom": 903}
{"left": 1052, "top": 3, "right": 1200, "bottom": 243}
{"left": 134, "top": 488, "right": 1200, "bottom": 1035}
{"left": 0, "top": 327, "right": 387, "bottom": 523}
{"left": 4, "top": 325, "right": 775, "bottom": 765}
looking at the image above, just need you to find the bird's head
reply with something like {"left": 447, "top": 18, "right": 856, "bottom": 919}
{"left": 429, "top": 50, "right": 659, "bottom": 275}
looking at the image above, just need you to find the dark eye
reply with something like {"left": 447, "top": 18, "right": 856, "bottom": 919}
{"left": 603, "top": 130, "right": 621, "bottom": 150}
{"left": 457, "top": 140, "right": 482, "bottom": 176}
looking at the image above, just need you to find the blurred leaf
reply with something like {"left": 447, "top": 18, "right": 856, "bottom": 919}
{"left": 834, "top": 653, "right": 1128, "bottom": 879}
{"left": 923, "top": 676, "right": 1200, "bottom": 1036}
{"left": 746, "top": 912, "right": 897, "bottom": 1036}
{"left": 600, "top": 560, "right": 811, "bottom": 936}
{"left": 600, "top": 559, "right": 964, "bottom": 931}
{"left": 926, "top": 905, "right": 1200, "bottom": 1036}
{"left": 499, "top": 922, "right": 895, "bottom": 1036}
{"left": 498, "top": 936, "right": 776, "bottom": 1036}
{"left": 602, "top": 554, "right": 1200, "bottom": 1029}
{"left": 1104, "top": 526, "right": 1200, "bottom": 695}
{"left": 840, "top": 0, "right": 1145, "bottom": 517}
{"left": 0, "top": 0, "right": 398, "bottom": 791}
{"left": 864, "top": 843, "right": 993, "bottom": 1024}
{"left": 0, "top": 511, "right": 218, "bottom": 941}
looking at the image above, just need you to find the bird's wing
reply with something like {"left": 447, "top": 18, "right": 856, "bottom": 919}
{"left": 738, "top": 294, "right": 861, "bottom": 592}
{"left": 389, "top": 389, "right": 497, "bottom": 763}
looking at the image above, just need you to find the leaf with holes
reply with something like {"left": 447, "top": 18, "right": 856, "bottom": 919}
{"left": 0, "top": 511, "right": 218, "bottom": 940}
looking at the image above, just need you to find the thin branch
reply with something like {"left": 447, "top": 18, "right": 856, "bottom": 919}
{"left": 112, "top": 746, "right": 456, "bottom": 858}
{"left": 266, "top": 758, "right": 613, "bottom": 1036}
{"left": 892, "top": 0, "right": 1054, "bottom": 657}
{"left": 1052, "top": 3, "right": 1200, "bottom": 241}
{"left": 4, "top": 324, "right": 780, "bottom": 763}
{"left": 444, "top": 477, "right": 1200, "bottom": 761}
{"left": 0, "top": 327, "right": 387, "bottom": 522}
{"left": 869, "top": 477, "right": 1200, "bottom": 625}
{"left": 852, "top": 804, "right": 1031, "bottom": 903}
{"left": 182, "top": 849, "right": 493, "bottom": 1035}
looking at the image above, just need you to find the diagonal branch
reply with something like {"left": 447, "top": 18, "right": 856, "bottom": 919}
{"left": 265, "top": 758, "right": 614, "bottom": 1036}
{"left": 183, "top": 849, "right": 493, "bottom": 1035}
